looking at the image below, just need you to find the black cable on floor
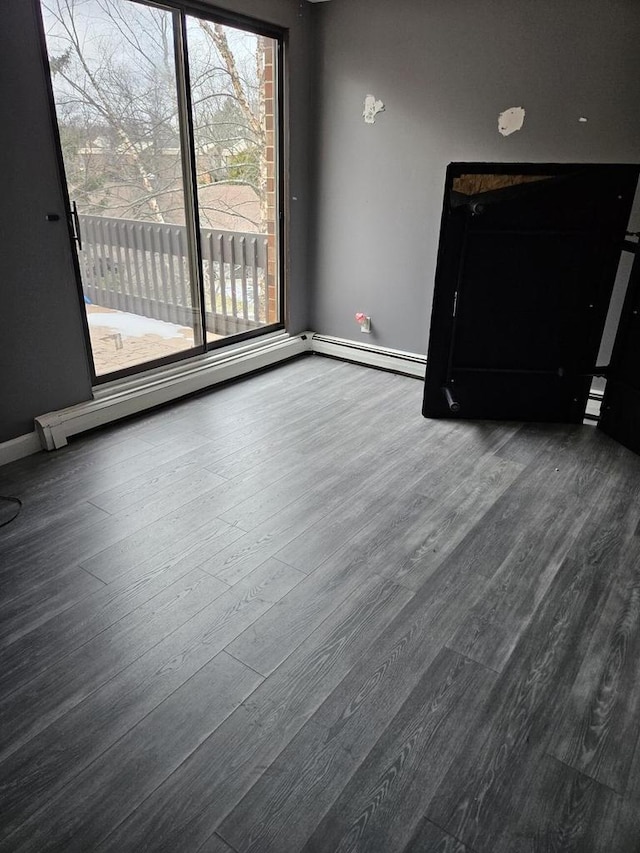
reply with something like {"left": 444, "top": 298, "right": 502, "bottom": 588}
{"left": 0, "top": 496, "right": 22, "bottom": 528}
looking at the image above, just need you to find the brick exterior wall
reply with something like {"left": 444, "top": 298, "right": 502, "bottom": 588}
{"left": 262, "top": 40, "right": 278, "bottom": 324}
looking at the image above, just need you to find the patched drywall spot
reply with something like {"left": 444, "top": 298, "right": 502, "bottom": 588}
{"left": 579, "top": 117, "right": 588, "bottom": 123}
{"left": 363, "top": 94, "right": 385, "bottom": 124}
{"left": 498, "top": 106, "right": 526, "bottom": 137}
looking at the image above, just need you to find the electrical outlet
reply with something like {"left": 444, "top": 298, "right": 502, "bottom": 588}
{"left": 355, "top": 312, "right": 371, "bottom": 333}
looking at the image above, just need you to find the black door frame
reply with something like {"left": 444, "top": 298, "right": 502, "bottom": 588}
{"left": 34, "top": 0, "right": 286, "bottom": 385}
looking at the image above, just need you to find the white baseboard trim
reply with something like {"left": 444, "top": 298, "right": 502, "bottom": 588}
{"left": 0, "top": 431, "right": 42, "bottom": 467}
{"left": 35, "top": 331, "right": 312, "bottom": 451}
{"left": 310, "top": 334, "right": 426, "bottom": 378}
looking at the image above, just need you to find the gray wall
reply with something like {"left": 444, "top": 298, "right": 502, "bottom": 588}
{"left": 309, "top": 0, "right": 640, "bottom": 354}
{"left": 0, "top": 0, "right": 312, "bottom": 444}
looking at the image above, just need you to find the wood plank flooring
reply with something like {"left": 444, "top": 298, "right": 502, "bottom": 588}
{"left": 1, "top": 354, "right": 640, "bottom": 852}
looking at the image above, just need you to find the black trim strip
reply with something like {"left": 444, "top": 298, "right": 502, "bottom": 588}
{"left": 133, "top": 0, "right": 285, "bottom": 40}
{"left": 174, "top": 8, "right": 207, "bottom": 352}
{"left": 32, "top": 0, "right": 97, "bottom": 386}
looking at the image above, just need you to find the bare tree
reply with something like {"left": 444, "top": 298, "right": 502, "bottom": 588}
{"left": 43, "top": 0, "right": 268, "bottom": 230}
{"left": 190, "top": 18, "right": 268, "bottom": 228}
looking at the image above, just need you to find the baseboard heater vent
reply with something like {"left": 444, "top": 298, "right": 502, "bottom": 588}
{"left": 310, "top": 334, "right": 426, "bottom": 378}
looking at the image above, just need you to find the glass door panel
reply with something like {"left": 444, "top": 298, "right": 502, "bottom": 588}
{"left": 41, "top": 0, "right": 204, "bottom": 378}
{"left": 185, "top": 16, "right": 280, "bottom": 343}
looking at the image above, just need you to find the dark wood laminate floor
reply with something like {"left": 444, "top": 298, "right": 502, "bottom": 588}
{"left": 1, "top": 354, "right": 639, "bottom": 853}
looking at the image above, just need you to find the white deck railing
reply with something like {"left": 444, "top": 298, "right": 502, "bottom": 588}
{"left": 78, "top": 214, "right": 269, "bottom": 336}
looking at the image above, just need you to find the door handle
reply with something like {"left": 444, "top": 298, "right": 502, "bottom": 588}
{"left": 71, "top": 200, "right": 82, "bottom": 251}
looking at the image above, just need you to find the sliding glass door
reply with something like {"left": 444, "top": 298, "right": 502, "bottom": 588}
{"left": 39, "top": 0, "right": 282, "bottom": 380}
{"left": 186, "top": 14, "right": 280, "bottom": 342}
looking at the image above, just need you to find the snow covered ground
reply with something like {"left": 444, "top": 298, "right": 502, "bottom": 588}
{"left": 87, "top": 311, "right": 189, "bottom": 339}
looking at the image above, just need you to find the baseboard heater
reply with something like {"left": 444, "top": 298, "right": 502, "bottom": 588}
{"left": 35, "top": 331, "right": 311, "bottom": 450}
{"left": 310, "top": 334, "right": 426, "bottom": 378}
{"left": 31, "top": 331, "right": 426, "bottom": 453}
